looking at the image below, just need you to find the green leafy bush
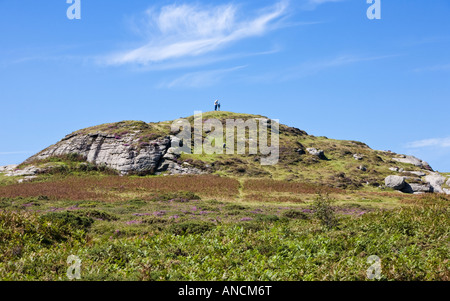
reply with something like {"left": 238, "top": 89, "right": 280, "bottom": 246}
{"left": 256, "top": 214, "right": 280, "bottom": 222}
{"left": 0, "top": 210, "right": 86, "bottom": 256}
{"left": 312, "top": 193, "right": 339, "bottom": 229}
{"left": 39, "top": 211, "right": 94, "bottom": 231}
{"left": 225, "top": 204, "right": 248, "bottom": 210}
{"left": 282, "top": 209, "right": 309, "bottom": 220}
{"left": 167, "top": 221, "right": 215, "bottom": 235}
{"left": 78, "top": 210, "right": 118, "bottom": 221}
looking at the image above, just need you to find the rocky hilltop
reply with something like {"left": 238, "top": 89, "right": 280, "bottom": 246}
{"left": 24, "top": 132, "right": 200, "bottom": 176}
{"left": 23, "top": 120, "right": 202, "bottom": 176}
{"left": 3, "top": 112, "right": 450, "bottom": 195}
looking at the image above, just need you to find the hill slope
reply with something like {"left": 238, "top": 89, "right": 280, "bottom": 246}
{"left": 11, "top": 112, "right": 450, "bottom": 194}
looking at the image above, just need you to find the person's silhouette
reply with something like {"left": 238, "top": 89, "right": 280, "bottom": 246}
{"left": 214, "top": 99, "right": 219, "bottom": 111}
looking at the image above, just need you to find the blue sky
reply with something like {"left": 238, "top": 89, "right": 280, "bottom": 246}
{"left": 0, "top": 0, "right": 449, "bottom": 171}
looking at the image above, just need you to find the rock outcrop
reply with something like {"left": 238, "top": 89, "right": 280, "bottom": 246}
{"left": 306, "top": 148, "right": 326, "bottom": 159}
{"left": 401, "top": 182, "right": 432, "bottom": 194}
{"left": 389, "top": 167, "right": 404, "bottom": 172}
{"left": 353, "top": 154, "right": 363, "bottom": 161}
{"left": 385, "top": 175, "right": 406, "bottom": 190}
{"left": 384, "top": 172, "right": 450, "bottom": 195}
{"left": 392, "top": 155, "right": 432, "bottom": 171}
{"left": 24, "top": 132, "right": 203, "bottom": 176}
{"left": 424, "top": 173, "right": 446, "bottom": 193}
{"left": 0, "top": 165, "right": 18, "bottom": 173}
{"left": 407, "top": 171, "right": 426, "bottom": 177}
{"left": 4, "top": 166, "right": 40, "bottom": 177}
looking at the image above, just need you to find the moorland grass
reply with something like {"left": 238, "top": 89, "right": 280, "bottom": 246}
{"left": 0, "top": 192, "right": 448, "bottom": 281}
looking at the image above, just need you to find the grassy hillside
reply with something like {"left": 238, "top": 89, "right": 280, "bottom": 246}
{"left": 17, "top": 111, "right": 431, "bottom": 190}
{"left": 0, "top": 112, "right": 448, "bottom": 281}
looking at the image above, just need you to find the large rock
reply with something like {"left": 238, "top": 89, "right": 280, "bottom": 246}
{"left": 0, "top": 165, "right": 18, "bottom": 173}
{"left": 407, "top": 171, "right": 427, "bottom": 177}
{"left": 424, "top": 173, "right": 446, "bottom": 193}
{"left": 306, "top": 148, "right": 326, "bottom": 159}
{"left": 385, "top": 175, "right": 406, "bottom": 190}
{"left": 5, "top": 166, "right": 40, "bottom": 177}
{"left": 358, "top": 165, "right": 367, "bottom": 172}
{"left": 24, "top": 132, "right": 202, "bottom": 175}
{"left": 353, "top": 154, "right": 363, "bottom": 161}
{"left": 401, "top": 182, "right": 432, "bottom": 194}
{"left": 392, "top": 155, "right": 433, "bottom": 170}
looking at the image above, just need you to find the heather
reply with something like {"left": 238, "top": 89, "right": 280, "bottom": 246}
{"left": 0, "top": 188, "right": 448, "bottom": 281}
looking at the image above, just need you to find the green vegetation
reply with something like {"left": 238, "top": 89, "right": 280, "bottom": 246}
{"left": 0, "top": 112, "right": 448, "bottom": 281}
{"left": 163, "top": 112, "right": 425, "bottom": 190}
{"left": 0, "top": 192, "right": 448, "bottom": 281}
{"left": 311, "top": 193, "right": 339, "bottom": 229}
{"left": 14, "top": 111, "right": 436, "bottom": 192}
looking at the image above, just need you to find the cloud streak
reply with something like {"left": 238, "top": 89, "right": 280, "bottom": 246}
{"left": 0, "top": 151, "right": 35, "bottom": 155}
{"left": 406, "top": 137, "right": 450, "bottom": 149}
{"left": 159, "top": 65, "right": 247, "bottom": 88}
{"left": 301, "top": 0, "right": 345, "bottom": 10}
{"left": 105, "top": 1, "right": 289, "bottom": 66}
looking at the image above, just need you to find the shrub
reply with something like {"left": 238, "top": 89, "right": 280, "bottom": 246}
{"left": 167, "top": 221, "right": 215, "bottom": 235}
{"left": 282, "top": 209, "right": 309, "bottom": 220}
{"left": 225, "top": 204, "right": 248, "bottom": 210}
{"left": 311, "top": 193, "right": 339, "bottom": 229}
{"left": 256, "top": 214, "right": 280, "bottom": 222}
{"left": 126, "top": 199, "right": 147, "bottom": 207}
{"left": 78, "top": 210, "right": 119, "bottom": 221}
{"left": 206, "top": 199, "right": 223, "bottom": 205}
{"left": 39, "top": 211, "right": 94, "bottom": 231}
{"left": 240, "top": 222, "right": 264, "bottom": 232}
{"left": 0, "top": 210, "right": 85, "bottom": 251}
{"left": 87, "top": 243, "right": 137, "bottom": 268}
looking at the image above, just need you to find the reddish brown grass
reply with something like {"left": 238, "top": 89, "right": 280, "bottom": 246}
{"left": 0, "top": 175, "right": 240, "bottom": 201}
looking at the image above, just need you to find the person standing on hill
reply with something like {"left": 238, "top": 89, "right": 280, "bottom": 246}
{"left": 218, "top": 101, "right": 221, "bottom": 111}
{"left": 214, "top": 99, "right": 219, "bottom": 111}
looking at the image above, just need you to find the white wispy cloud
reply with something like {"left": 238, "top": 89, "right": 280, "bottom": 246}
{"left": 0, "top": 151, "right": 35, "bottom": 155}
{"left": 308, "top": 0, "right": 344, "bottom": 4}
{"left": 301, "top": 0, "right": 345, "bottom": 10}
{"left": 128, "top": 47, "right": 281, "bottom": 72}
{"left": 406, "top": 137, "right": 450, "bottom": 149}
{"left": 159, "top": 65, "right": 247, "bottom": 88}
{"left": 105, "top": 1, "right": 289, "bottom": 66}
